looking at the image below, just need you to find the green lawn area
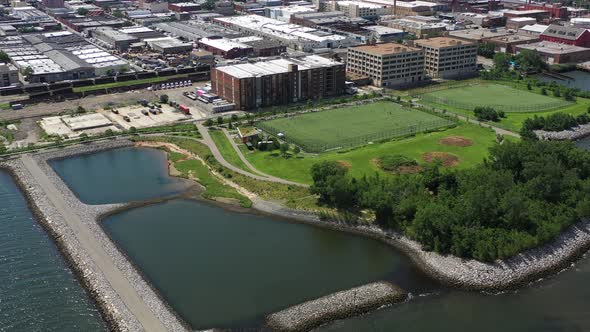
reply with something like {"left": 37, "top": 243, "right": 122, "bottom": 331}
{"left": 209, "top": 130, "right": 251, "bottom": 173}
{"left": 242, "top": 124, "right": 501, "bottom": 184}
{"left": 168, "top": 150, "right": 186, "bottom": 162}
{"left": 174, "top": 158, "right": 252, "bottom": 208}
{"left": 258, "top": 101, "right": 454, "bottom": 153}
{"left": 421, "top": 95, "right": 590, "bottom": 133}
{"left": 420, "top": 83, "right": 571, "bottom": 113}
{"left": 73, "top": 74, "right": 189, "bottom": 93}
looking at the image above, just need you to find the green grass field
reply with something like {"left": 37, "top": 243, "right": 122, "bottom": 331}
{"left": 209, "top": 130, "right": 252, "bottom": 173}
{"left": 241, "top": 124, "right": 500, "bottom": 184}
{"left": 258, "top": 101, "right": 454, "bottom": 153}
{"left": 422, "top": 96, "right": 590, "bottom": 133}
{"left": 420, "top": 83, "right": 571, "bottom": 113}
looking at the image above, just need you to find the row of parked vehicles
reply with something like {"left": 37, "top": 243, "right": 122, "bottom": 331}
{"left": 148, "top": 80, "right": 193, "bottom": 91}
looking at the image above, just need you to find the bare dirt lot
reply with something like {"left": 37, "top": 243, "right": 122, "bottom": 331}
{"left": 438, "top": 136, "right": 473, "bottom": 147}
{"left": 0, "top": 83, "right": 209, "bottom": 122}
{"left": 422, "top": 152, "right": 460, "bottom": 167}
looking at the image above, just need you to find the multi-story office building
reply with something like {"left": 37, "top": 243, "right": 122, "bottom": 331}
{"left": 211, "top": 55, "right": 345, "bottom": 110}
{"left": 0, "top": 64, "right": 19, "bottom": 86}
{"left": 347, "top": 43, "right": 424, "bottom": 87}
{"left": 414, "top": 37, "right": 477, "bottom": 79}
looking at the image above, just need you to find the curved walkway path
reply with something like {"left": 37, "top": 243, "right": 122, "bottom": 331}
{"left": 220, "top": 128, "right": 277, "bottom": 177}
{"left": 21, "top": 155, "right": 169, "bottom": 332}
{"left": 195, "top": 124, "right": 308, "bottom": 188}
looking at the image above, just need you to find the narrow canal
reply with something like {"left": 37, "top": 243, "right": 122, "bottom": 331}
{"left": 0, "top": 170, "right": 105, "bottom": 331}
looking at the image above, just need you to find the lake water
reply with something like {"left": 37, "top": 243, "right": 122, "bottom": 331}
{"left": 535, "top": 70, "right": 590, "bottom": 92}
{"left": 50, "top": 146, "right": 590, "bottom": 332}
{"left": 0, "top": 170, "right": 105, "bottom": 332}
{"left": 52, "top": 147, "right": 435, "bottom": 330}
{"left": 51, "top": 147, "right": 191, "bottom": 205}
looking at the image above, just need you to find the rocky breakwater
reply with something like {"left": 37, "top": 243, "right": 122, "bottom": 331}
{"left": 251, "top": 196, "right": 590, "bottom": 291}
{"left": 535, "top": 123, "right": 590, "bottom": 141}
{"left": 266, "top": 281, "right": 407, "bottom": 332}
{"left": 393, "top": 219, "right": 590, "bottom": 290}
{"left": 2, "top": 140, "right": 190, "bottom": 332}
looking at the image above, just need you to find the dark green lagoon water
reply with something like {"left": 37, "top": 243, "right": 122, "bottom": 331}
{"left": 535, "top": 70, "right": 590, "bottom": 92}
{"left": 102, "top": 199, "right": 433, "bottom": 329}
{"left": 50, "top": 147, "right": 590, "bottom": 331}
{"left": 0, "top": 170, "right": 105, "bottom": 331}
{"left": 51, "top": 147, "right": 190, "bottom": 205}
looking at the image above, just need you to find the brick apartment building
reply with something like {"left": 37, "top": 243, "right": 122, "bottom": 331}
{"left": 414, "top": 37, "right": 477, "bottom": 79}
{"left": 211, "top": 55, "right": 345, "bottom": 110}
{"left": 347, "top": 43, "right": 424, "bottom": 87}
{"left": 523, "top": 3, "right": 568, "bottom": 19}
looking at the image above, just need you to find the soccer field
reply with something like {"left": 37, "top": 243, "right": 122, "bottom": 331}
{"left": 257, "top": 102, "right": 454, "bottom": 152}
{"left": 420, "top": 84, "right": 572, "bottom": 112}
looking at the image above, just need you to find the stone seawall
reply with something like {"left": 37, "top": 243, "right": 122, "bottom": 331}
{"left": 535, "top": 123, "right": 590, "bottom": 141}
{"left": 1, "top": 140, "right": 190, "bottom": 332}
{"left": 266, "top": 282, "right": 407, "bottom": 332}
{"left": 252, "top": 198, "right": 590, "bottom": 291}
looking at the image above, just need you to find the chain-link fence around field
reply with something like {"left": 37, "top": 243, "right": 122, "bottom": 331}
{"left": 417, "top": 94, "right": 571, "bottom": 113}
{"left": 412, "top": 81, "right": 573, "bottom": 113}
{"left": 257, "top": 118, "right": 455, "bottom": 153}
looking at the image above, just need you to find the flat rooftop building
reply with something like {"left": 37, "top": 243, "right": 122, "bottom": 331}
{"left": 92, "top": 27, "right": 139, "bottom": 51}
{"left": 211, "top": 55, "right": 345, "bottom": 110}
{"left": 487, "top": 34, "right": 539, "bottom": 53}
{"left": 415, "top": 37, "right": 477, "bottom": 79}
{"left": 214, "top": 15, "right": 354, "bottom": 52}
{"left": 383, "top": 17, "right": 447, "bottom": 38}
{"left": 347, "top": 43, "right": 424, "bottom": 87}
{"left": 198, "top": 37, "right": 252, "bottom": 59}
{"left": 145, "top": 37, "right": 193, "bottom": 54}
{"left": 516, "top": 41, "right": 590, "bottom": 64}
{"left": 449, "top": 27, "right": 514, "bottom": 44}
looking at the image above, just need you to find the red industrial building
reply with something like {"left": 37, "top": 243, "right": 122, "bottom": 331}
{"left": 198, "top": 37, "right": 253, "bottom": 59}
{"left": 540, "top": 24, "right": 590, "bottom": 48}
{"left": 523, "top": 3, "right": 568, "bottom": 19}
{"left": 168, "top": 2, "right": 201, "bottom": 12}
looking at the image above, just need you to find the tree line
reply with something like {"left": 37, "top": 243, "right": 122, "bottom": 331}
{"left": 520, "top": 112, "right": 590, "bottom": 139}
{"left": 310, "top": 140, "right": 590, "bottom": 262}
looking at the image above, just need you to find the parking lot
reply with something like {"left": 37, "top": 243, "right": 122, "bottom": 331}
{"left": 39, "top": 113, "right": 120, "bottom": 138}
{"left": 98, "top": 104, "right": 194, "bottom": 130}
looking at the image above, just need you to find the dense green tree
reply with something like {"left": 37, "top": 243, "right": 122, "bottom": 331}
{"left": 0, "top": 50, "right": 9, "bottom": 64}
{"left": 513, "top": 50, "right": 546, "bottom": 73}
{"left": 311, "top": 140, "right": 590, "bottom": 262}
{"left": 493, "top": 52, "right": 511, "bottom": 72}
{"left": 477, "top": 42, "right": 496, "bottom": 58}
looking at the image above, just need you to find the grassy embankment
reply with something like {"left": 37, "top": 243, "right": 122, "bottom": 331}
{"left": 240, "top": 124, "right": 500, "bottom": 184}
{"left": 139, "top": 136, "right": 319, "bottom": 211}
{"left": 208, "top": 130, "right": 251, "bottom": 173}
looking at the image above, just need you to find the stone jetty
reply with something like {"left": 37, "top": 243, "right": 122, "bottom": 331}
{"left": 1, "top": 140, "right": 189, "bottom": 332}
{"left": 266, "top": 282, "right": 407, "bottom": 332}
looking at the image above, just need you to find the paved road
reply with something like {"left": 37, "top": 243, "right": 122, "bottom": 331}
{"left": 196, "top": 124, "right": 308, "bottom": 188}
{"left": 20, "top": 155, "right": 169, "bottom": 332}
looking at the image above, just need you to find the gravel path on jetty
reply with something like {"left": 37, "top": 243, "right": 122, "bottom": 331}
{"left": 2, "top": 140, "right": 189, "bottom": 332}
{"left": 266, "top": 282, "right": 407, "bottom": 332}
